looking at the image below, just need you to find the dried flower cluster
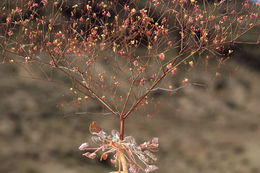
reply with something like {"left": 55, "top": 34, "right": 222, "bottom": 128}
{"left": 79, "top": 122, "right": 159, "bottom": 173}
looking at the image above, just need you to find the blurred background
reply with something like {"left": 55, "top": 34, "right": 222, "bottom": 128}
{"left": 1, "top": 33, "right": 260, "bottom": 173}
{"left": 1, "top": 1, "right": 260, "bottom": 173}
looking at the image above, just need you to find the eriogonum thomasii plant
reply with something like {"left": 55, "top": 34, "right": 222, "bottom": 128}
{"left": 0, "top": 0, "right": 259, "bottom": 172}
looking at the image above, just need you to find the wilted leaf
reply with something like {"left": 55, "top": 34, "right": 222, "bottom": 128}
{"left": 89, "top": 121, "right": 102, "bottom": 134}
{"left": 129, "top": 164, "right": 140, "bottom": 173}
{"left": 144, "top": 165, "right": 158, "bottom": 172}
{"left": 144, "top": 150, "right": 157, "bottom": 163}
{"left": 101, "top": 153, "right": 108, "bottom": 160}
{"left": 83, "top": 152, "right": 97, "bottom": 159}
{"left": 91, "top": 136, "right": 103, "bottom": 145}
{"left": 78, "top": 142, "right": 89, "bottom": 151}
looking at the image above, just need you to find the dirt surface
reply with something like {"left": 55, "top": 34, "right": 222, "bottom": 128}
{"left": 1, "top": 48, "right": 260, "bottom": 173}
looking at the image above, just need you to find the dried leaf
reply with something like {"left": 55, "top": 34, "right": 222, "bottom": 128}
{"left": 124, "top": 136, "right": 136, "bottom": 144}
{"left": 129, "top": 164, "right": 140, "bottom": 173}
{"left": 151, "top": 137, "right": 158, "bottom": 145}
{"left": 145, "top": 165, "right": 158, "bottom": 172}
{"left": 144, "top": 150, "right": 157, "bottom": 163}
{"left": 89, "top": 121, "right": 102, "bottom": 134}
{"left": 83, "top": 152, "right": 97, "bottom": 159}
{"left": 78, "top": 142, "right": 89, "bottom": 151}
{"left": 147, "top": 145, "right": 159, "bottom": 153}
{"left": 91, "top": 136, "right": 103, "bottom": 145}
{"left": 111, "top": 129, "right": 120, "bottom": 141}
{"left": 110, "top": 158, "right": 117, "bottom": 167}
{"left": 101, "top": 153, "right": 108, "bottom": 160}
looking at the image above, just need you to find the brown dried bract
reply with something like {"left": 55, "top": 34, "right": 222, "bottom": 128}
{"left": 89, "top": 121, "right": 102, "bottom": 134}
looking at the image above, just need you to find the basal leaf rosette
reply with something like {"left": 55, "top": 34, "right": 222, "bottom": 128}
{"left": 79, "top": 122, "right": 159, "bottom": 173}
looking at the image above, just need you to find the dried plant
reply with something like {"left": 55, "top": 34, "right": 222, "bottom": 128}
{"left": 0, "top": 0, "right": 259, "bottom": 172}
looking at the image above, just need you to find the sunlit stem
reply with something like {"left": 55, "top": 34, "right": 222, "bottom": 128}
{"left": 118, "top": 149, "right": 128, "bottom": 173}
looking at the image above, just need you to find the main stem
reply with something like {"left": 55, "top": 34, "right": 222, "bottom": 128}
{"left": 120, "top": 117, "right": 125, "bottom": 140}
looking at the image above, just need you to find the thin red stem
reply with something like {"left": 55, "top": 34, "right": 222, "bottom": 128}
{"left": 123, "top": 50, "right": 198, "bottom": 120}
{"left": 46, "top": 48, "right": 120, "bottom": 119}
{"left": 121, "top": 72, "right": 141, "bottom": 115}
